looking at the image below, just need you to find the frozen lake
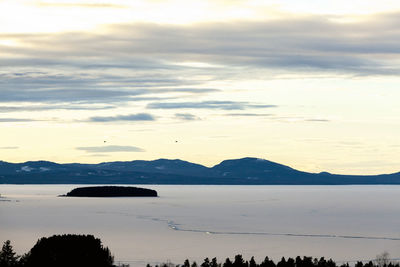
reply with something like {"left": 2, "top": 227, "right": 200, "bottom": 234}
{"left": 0, "top": 185, "right": 399, "bottom": 266}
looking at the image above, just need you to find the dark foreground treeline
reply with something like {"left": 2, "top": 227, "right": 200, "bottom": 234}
{"left": 1, "top": 235, "right": 398, "bottom": 267}
{"left": 0, "top": 235, "right": 113, "bottom": 267}
{"left": 150, "top": 254, "right": 399, "bottom": 267}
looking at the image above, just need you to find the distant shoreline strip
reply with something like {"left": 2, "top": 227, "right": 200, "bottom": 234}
{"left": 167, "top": 221, "right": 400, "bottom": 241}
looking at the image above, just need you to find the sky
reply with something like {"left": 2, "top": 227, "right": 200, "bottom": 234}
{"left": 0, "top": 0, "right": 400, "bottom": 174}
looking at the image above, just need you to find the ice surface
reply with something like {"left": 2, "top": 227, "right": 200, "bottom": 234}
{"left": 0, "top": 185, "right": 399, "bottom": 266}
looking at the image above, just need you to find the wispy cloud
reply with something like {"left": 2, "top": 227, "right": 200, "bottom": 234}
{"left": 0, "top": 71, "right": 216, "bottom": 106}
{"left": 305, "top": 119, "right": 331, "bottom": 122}
{"left": 0, "top": 104, "right": 115, "bottom": 112}
{"left": 225, "top": 113, "right": 273, "bottom": 117}
{"left": 0, "top": 118, "right": 39, "bottom": 122}
{"left": 175, "top": 113, "right": 200, "bottom": 121}
{"left": 89, "top": 113, "right": 156, "bottom": 122}
{"left": 147, "top": 101, "right": 277, "bottom": 110}
{"left": 0, "top": 146, "right": 19, "bottom": 150}
{"left": 271, "top": 116, "right": 331, "bottom": 123}
{"left": 87, "top": 154, "right": 110, "bottom": 157}
{"left": 76, "top": 145, "right": 145, "bottom": 153}
{"left": 37, "top": 2, "right": 127, "bottom": 9}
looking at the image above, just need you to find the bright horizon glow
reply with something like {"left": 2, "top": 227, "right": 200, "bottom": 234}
{"left": 2, "top": 0, "right": 400, "bottom": 34}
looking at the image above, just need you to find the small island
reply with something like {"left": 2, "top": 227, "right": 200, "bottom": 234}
{"left": 62, "top": 186, "right": 158, "bottom": 197}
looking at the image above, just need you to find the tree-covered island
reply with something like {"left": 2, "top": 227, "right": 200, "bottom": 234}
{"left": 62, "top": 186, "right": 158, "bottom": 197}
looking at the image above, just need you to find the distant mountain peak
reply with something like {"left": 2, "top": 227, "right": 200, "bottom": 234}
{"left": 213, "top": 157, "right": 294, "bottom": 170}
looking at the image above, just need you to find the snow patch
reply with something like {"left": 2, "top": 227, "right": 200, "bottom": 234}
{"left": 21, "top": 166, "right": 34, "bottom": 172}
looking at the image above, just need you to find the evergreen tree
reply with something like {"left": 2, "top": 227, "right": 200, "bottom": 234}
{"left": 249, "top": 256, "right": 257, "bottom": 267}
{"left": 318, "top": 257, "right": 327, "bottom": 267}
{"left": 0, "top": 240, "right": 19, "bottom": 267}
{"left": 233, "top": 255, "right": 246, "bottom": 267}
{"left": 277, "top": 257, "right": 286, "bottom": 267}
{"left": 326, "top": 259, "right": 336, "bottom": 267}
{"left": 286, "top": 257, "right": 295, "bottom": 267}
{"left": 211, "top": 258, "right": 219, "bottom": 267}
{"left": 302, "top": 257, "right": 313, "bottom": 267}
{"left": 201, "top": 258, "right": 210, "bottom": 267}
{"left": 223, "top": 258, "right": 233, "bottom": 267}
{"left": 260, "top": 256, "right": 275, "bottom": 267}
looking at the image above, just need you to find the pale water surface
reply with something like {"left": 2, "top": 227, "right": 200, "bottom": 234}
{"left": 0, "top": 185, "right": 399, "bottom": 266}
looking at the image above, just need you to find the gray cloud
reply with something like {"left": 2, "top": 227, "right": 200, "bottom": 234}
{"left": 0, "top": 146, "right": 19, "bottom": 149}
{"left": 305, "top": 119, "right": 331, "bottom": 122}
{"left": 271, "top": 116, "right": 331, "bottom": 123}
{"left": 147, "top": 101, "right": 277, "bottom": 110}
{"left": 0, "top": 118, "right": 39, "bottom": 122}
{"left": 1, "top": 12, "right": 400, "bottom": 116}
{"left": 0, "top": 70, "right": 217, "bottom": 105}
{"left": 175, "top": 113, "right": 200, "bottom": 121}
{"left": 225, "top": 113, "right": 273, "bottom": 117}
{"left": 0, "top": 88, "right": 136, "bottom": 103}
{"left": 89, "top": 113, "right": 156, "bottom": 122}
{"left": 76, "top": 145, "right": 145, "bottom": 153}
{"left": 0, "top": 104, "right": 115, "bottom": 112}
{"left": 3, "top": 13, "right": 400, "bottom": 76}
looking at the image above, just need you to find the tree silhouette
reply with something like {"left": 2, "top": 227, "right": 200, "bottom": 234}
{"left": 2, "top": 238, "right": 400, "bottom": 267}
{"left": 22, "top": 234, "right": 113, "bottom": 267}
{"left": 233, "top": 255, "right": 247, "bottom": 267}
{"left": 202, "top": 258, "right": 211, "bottom": 267}
{"left": 277, "top": 257, "right": 286, "bottom": 267}
{"left": 0, "top": 240, "right": 19, "bottom": 267}
{"left": 260, "top": 256, "right": 275, "bottom": 267}
{"left": 376, "top": 252, "right": 390, "bottom": 267}
{"left": 211, "top": 257, "right": 219, "bottom": 267}
{"left": 223, "top": 258, "right": 233, "bottom": 267}
{"left": 249, "top": 257, "right": 257, "bottom": 267}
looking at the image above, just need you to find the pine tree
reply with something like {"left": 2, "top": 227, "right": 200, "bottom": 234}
{"left": 249, "top": 256, "right": 257, "bottom": 267}
{"left": 223, "top": 258, "right": 233, "bottom": 267}
{"left": 0, "top": 240, "right": 19, "bottom": 267}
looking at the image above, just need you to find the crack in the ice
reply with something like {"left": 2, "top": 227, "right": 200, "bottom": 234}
{"left": 167, "top": 221, "right": 400, "bottom": 241}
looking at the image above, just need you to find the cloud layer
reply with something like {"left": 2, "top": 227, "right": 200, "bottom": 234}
{"left": 3, "top": 13, "right": 400, "bottom": 75}
{"left": 2, "top": 13, "right": 400, "bottom": 114}
{"left": 76, "top": 145, "right": 145, "bottom": 153}
{"left": 147, "top": 101, "right": 277, "bottom": 110}
{"left": 89, "top": 113, "right": 155, "bottom": 122}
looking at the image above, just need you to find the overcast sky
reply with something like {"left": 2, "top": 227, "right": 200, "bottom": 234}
{"left": 1, "top": 0, "right": 400, "bottom": 174}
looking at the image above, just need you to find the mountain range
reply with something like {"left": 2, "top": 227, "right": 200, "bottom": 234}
{"left": 0, "top": 157, "right": 399, "bottom": 184}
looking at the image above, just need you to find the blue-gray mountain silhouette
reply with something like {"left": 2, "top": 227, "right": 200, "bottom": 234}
{"left": 0, "top": 157, "right": 399, "bottom": 184}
